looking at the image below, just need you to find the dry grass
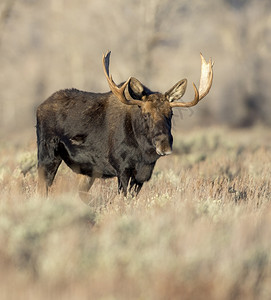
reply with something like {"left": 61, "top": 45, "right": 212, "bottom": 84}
{"left": 1, "top": 126, "right": 271, "bottom": 299}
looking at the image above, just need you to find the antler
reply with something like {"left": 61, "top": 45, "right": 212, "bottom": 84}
{"left": 198, "top": 53, "right": 213, "bottom": 100}
{"left": 170, "top": 53, "right": 213, "bottom": 108}
{"left": 102, "top": 51, "right": 142, "bottom": 106}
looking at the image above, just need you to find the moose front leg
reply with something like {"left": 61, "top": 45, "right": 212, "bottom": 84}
{"left": 117, "top": 169, "right": 132, "bottom": 197}
{"left": 129, "top": 177, "right": 143, "bottom": 196}
{"left": 128, "top": 163, "right": 156, "bottom": 196}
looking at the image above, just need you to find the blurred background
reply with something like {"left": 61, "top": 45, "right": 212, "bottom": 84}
{"left": 0, "top": 0, "right": 270, "bottom": 141}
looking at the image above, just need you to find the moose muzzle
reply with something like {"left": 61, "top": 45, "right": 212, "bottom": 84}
{"left": 154, "top": 134, "right": 173, "bottom": 156}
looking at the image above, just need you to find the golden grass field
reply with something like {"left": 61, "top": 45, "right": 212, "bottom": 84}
{"left": 1, "top": 126, "right": 271, "bottom": 300}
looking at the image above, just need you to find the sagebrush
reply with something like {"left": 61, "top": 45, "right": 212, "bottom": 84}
{"left": 1, "top": 127, "right": 271, "bottom": 300}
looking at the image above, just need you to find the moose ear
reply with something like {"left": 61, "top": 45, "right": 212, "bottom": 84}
{"left": 165, "top": 79, "right": 187, "bottom": 102}
{"left": 126, "top": 77, "right": 145, "bottom": 100}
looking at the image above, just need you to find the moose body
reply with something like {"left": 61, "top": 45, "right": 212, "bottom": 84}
{"left": 37, "top": 51, "right": 213, "bottom": 199}
{"left": 37, "top": 88, "right": 166, "bottom": 196}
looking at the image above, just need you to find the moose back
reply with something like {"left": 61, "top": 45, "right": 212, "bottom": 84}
{"left": 36, "top": 51, "right": 213, "bottom": 199}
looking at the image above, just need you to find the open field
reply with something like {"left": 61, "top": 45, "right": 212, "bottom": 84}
{"left": 1, "top": 126, "right": 271, "bottom": 299}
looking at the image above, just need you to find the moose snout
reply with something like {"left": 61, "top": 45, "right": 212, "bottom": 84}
{"left": 154, "top": 134, "right": 173, "bottom": 156}
{"left": 156, "top": 147, "right": 172, "bottom": 156}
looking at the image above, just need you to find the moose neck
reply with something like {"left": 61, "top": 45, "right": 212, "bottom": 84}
{"left": 130, "top": 106, "right": 159, "bottom": 162}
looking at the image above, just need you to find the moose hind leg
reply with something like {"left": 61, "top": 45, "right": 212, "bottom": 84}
{"left": 37, "top": 158, "right": 62, "bottom": 196}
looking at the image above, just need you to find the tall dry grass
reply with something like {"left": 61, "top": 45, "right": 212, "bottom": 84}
{"left": 1, "top": 126, "right": 271, "bottom": 299}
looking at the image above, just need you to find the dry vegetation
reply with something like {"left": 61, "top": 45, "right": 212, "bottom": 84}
{"left": 1, "top": 126, "right": 271, "bottom": 299}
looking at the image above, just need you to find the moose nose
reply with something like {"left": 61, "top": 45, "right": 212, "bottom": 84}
{"left": 155, "top": 140, "right": 172, "bottom": 156}
{"left": 154, "top": 133, "right": 173, "bottom": 156}
{"left": 156, "top": 147, "right": 172, "bottom": 156}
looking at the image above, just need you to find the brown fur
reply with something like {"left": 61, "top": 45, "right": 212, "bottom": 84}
{"left": 36, "top": 71, "right": 188, "bottom": 198}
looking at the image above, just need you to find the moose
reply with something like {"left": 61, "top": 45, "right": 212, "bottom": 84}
{"left": 36, "top": 51, "right": 213, "bottom": 200}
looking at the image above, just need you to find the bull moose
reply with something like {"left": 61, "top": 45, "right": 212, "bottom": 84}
{"left": 36, "top": 51, "right": 213, "bottom": 199}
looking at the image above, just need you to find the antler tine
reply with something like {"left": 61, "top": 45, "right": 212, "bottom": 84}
{"left": 198, "top": 53, "right": 213, "bottom": 100}
{"left": 170, "top": 83, "right": 199, "bottom": 108}
{"left": 170, "top": 53, "right": 213, "bottom": 108}
{"left": 102, "top": 51, "right": 142, "bottom": 106}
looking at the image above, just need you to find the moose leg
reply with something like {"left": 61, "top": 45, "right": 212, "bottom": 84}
{"left": 129, "top": 177, "right": 143, "bottom": 196}
{"left": 118, "top": 170, "right": 131, "bottom": 197}
{"left": 37, "top": 133, "right": 62, "bottom": 196}
{"left": 78, "top": 176, "right": 95, "bottom": 204}
{"left": 37, "top": 158, "right": 62, "bottom": 196}
{"left": 128, "top": 163, "right": 155, "bottom": 196}
{"left": 37, "top": 166, "right": 48, "bottom": 196}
